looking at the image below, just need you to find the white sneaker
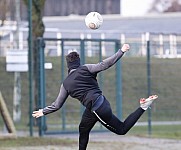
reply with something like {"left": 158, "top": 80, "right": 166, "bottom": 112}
{"left": 140, "top": 95, "right": 158, "bottom": 110}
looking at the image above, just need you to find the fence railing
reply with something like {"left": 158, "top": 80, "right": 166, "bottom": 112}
{"left": 1, "top": 29, "right": 181, "bottom": 58}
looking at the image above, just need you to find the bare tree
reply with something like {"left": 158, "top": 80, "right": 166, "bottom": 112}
{"left": 23, "top": 0, "right": 45, "bottom": 125}
{"left": 164, "top": 0, "right": 181, "bottom": 12}
{"left": 0, "top": 0, "right": 9, "bottom": 26}
{"left": 0, "top": 0, "right": 10, "bottom": 56}
{"left": 149, "top": 0, "right": 181, "bottom": 13}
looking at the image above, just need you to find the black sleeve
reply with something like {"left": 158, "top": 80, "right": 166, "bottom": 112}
{"left": 43, "top": 84, "right": 69, "bottom": 115}
{"left": 85, "top": 49, "right": 124, "bottom": 73}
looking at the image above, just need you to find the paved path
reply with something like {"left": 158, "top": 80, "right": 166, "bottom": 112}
{"left": 45, "top": 132, "right": 181, "bottom": 150}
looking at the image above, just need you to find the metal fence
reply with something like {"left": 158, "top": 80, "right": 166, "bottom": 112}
{"left": 0, "top": 32, "right": 181, "bottom": 137}
{"left": 36, "top": 38, "right": 122, "bottom": 136}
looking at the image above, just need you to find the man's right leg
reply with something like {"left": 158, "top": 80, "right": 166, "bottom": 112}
{"left": 79, "top": 108, "right": 98, "bottom": 150}
{"left": 94, "top": 95, "right": 158, "bottom": 135}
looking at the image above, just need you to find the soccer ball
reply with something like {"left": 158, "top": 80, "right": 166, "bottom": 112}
{"left": 85, "top": 12, "right": 103, "bottom": 30}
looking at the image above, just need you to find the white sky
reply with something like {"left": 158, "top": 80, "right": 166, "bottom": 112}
{"left": 121, "top": 0, "right": 153, "bottom": 16}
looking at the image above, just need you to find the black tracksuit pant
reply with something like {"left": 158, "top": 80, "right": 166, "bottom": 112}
{"left": 79, "top": 96, "right": 145, "bottom": 150}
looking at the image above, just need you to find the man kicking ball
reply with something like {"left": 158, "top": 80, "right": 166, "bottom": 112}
{"left": 32, "top": 44, "right": 158, "bottom": 150}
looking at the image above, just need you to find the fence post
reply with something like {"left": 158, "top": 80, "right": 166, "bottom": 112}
{"left": 146, "top": 32, "right": 152, "bottom": 136}
{"left": 98, "top": 40, "right": 103, "bottom": 91}
{"left": 37, "top": 37, "right": 46, "bottom": 136}
{"left": 115, "top": 40, "right": 122, "bottom": 120}
{"left": 61, "top": 40, "right": 66, "bottom": 131}
{"left": 80, "top": 39, "right": 85, "bottom": 115}
{"left": 28, "top": 0, "right": 33, "bottom": 137}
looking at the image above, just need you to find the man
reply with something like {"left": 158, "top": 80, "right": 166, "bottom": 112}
{"left": 32, "top": 44, "right": 158, "bottom": 150}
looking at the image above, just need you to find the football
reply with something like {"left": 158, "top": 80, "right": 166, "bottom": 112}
{"left": 85, "top": 12, "right": 103, "bottom": 30}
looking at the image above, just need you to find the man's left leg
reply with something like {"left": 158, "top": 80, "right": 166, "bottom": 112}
{"left": 79, "top": 108, "right": 98, "bottom": 150}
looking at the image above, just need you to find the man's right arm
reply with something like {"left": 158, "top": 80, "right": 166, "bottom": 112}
{"left": 42, "top": 84, "right": 69, "bottom": 115}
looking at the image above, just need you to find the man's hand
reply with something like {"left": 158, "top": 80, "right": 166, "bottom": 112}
{"left": 121, "top": 44, "right": 130, "bottom": 52}
{"left": 32, "top": 109, "right": 44, "bottom": 118}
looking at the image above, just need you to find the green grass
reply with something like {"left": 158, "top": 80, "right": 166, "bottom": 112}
{"left": 0, "top": 56, "right": 181, "bottom": 139}
{"left": 128, "top": 124, "right": 181, "bottom": 140}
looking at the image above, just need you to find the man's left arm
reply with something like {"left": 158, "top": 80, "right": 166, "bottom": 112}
{"left": 85, "top": 44, "right": 130, "bottom": 73}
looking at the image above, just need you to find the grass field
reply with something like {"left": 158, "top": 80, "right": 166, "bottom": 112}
{"left": 0, "top": 56, "right": 181, "bottom": 140}
{"left": 128, "top": 124, "right": 181, "bottom": 139}
{"left": 0, "top": 137, "right": 75, "bottom": 147}
{"left": 0, "top": 129, "right": 181, "bottom": 150}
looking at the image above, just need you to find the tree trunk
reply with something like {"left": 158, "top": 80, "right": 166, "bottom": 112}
{"left": 23, "top": 0, "right": 45, "bottom": 125}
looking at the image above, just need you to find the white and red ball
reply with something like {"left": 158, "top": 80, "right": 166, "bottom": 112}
{"left": 85, "top": 12, "right": 103, "bottom": 30}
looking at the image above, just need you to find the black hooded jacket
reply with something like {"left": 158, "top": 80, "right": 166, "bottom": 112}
{"left": 43, "top": 49, "right": 124, "bottom": 115}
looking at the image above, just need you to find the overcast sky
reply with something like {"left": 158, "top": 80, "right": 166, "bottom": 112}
{"left": 121, "top": 0, "right": 153, "bottom": 16}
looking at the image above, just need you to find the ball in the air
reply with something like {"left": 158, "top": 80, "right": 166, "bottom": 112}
{"left": 85, "top": 12, "right": 103, "bottom": 30}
